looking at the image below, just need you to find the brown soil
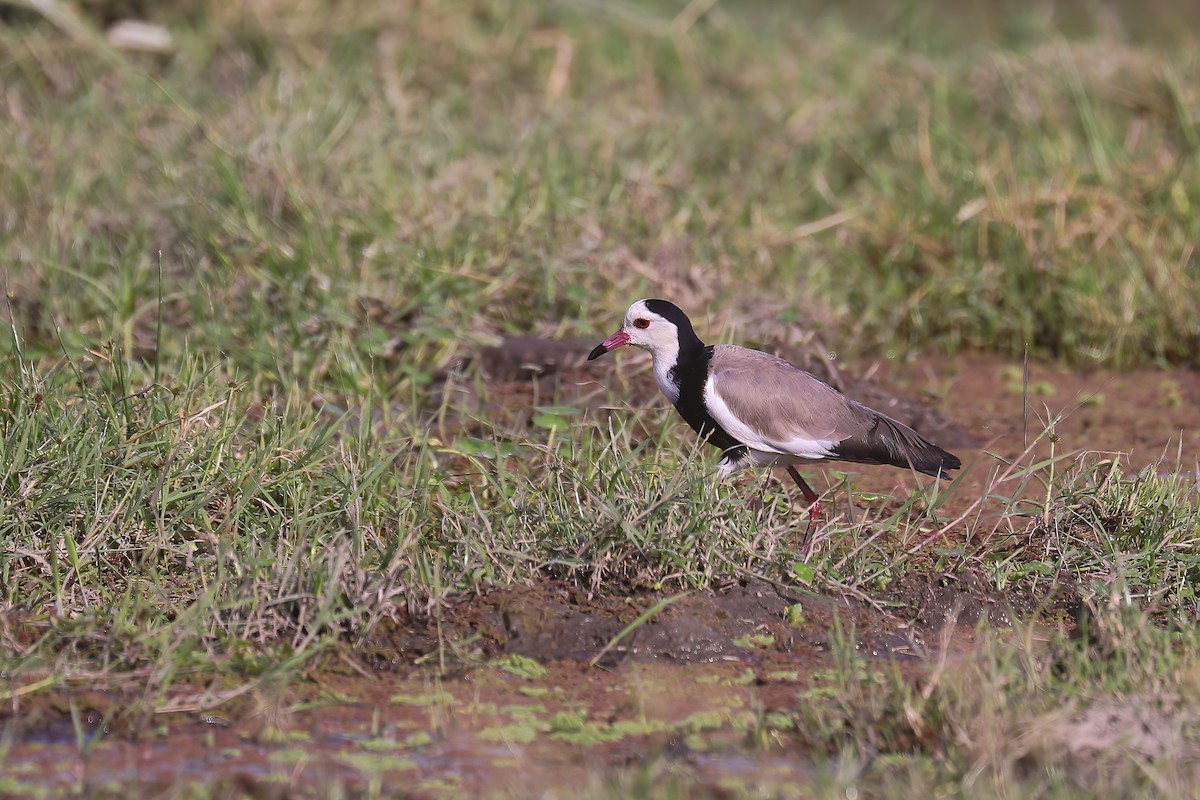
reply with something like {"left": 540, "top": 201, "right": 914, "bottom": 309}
{"left": 3, "top": 342, "right": 1196, "bottom": 798}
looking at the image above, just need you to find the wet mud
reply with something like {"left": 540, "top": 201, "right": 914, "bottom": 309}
{"left": 0, "top": 573, "right": 1072, "bottom": 798}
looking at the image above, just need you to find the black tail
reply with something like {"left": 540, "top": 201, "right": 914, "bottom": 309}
{"left": 832, "top": 414, "right": 962, "bottom": 479}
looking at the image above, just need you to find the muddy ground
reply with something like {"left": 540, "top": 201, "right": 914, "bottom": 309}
{"left": 2, "top": 344, "right": 1196, "bottom": 798}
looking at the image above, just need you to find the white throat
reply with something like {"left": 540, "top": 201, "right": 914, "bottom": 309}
{"left": 647, "top": 340, "right": 681, "bottom": 404}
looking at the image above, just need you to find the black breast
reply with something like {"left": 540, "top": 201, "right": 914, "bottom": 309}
{"left": 670, "top": 346, "right": 748, "bottom": 460}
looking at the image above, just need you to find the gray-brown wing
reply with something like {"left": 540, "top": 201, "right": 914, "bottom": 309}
{"left": 707, "top": 345, "right": 873, "bottom": 452}
{"left": 708, "top": 345, "right": 961, "bottom": 476}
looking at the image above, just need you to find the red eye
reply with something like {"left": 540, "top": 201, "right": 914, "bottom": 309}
{"left": 633, "top": 318, "right": 650, "bottom": 329}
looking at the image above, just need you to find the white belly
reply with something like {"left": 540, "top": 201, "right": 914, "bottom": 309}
{"left": 716, "top": 448, "right": 825, "bottom": 479}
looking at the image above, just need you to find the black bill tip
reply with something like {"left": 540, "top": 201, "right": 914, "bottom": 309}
{"left": 587, "top": 344, "right": 608, "bottom": 361}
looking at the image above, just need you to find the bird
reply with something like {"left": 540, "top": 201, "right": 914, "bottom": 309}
{"left": 587, "top": 299, "right": 961, "bottom": 535}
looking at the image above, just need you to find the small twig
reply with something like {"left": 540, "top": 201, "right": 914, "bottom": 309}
{"left": 126, "top": 398, "right": 229, "bottom": 444}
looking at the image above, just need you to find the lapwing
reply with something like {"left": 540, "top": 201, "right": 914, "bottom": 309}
{"left": 588, "top": 299, "right": 961, "bottom": 530}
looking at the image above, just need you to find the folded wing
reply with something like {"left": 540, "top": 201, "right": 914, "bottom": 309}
{"left": 706, "top": 346, "right": 961, "bottom": 478}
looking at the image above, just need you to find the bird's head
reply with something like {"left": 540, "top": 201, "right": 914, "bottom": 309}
{"left": 588, "top": 299, "right": 696, "bottom": 362}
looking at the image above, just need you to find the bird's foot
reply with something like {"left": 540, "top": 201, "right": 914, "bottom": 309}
{"left": 797, "top": 500, "right": 823, "bottom": 557}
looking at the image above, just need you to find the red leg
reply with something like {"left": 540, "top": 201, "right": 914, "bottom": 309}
{"left": 787, "top": 466, "right": 822, "bottom": 549}
{"left": 786, "top": 466, "right": 822, "bottom": 521}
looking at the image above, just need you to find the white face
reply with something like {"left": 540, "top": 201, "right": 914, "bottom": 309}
{"left": 587, "top": 299, "right": 685, "bottom": 403}
{"left": 621, "top": 299, "right": 680, "bottom": 356}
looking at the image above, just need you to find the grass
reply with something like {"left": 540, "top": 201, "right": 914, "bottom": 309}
{"left": 1, "top": 0, "right": 1199, "bottom": 797}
